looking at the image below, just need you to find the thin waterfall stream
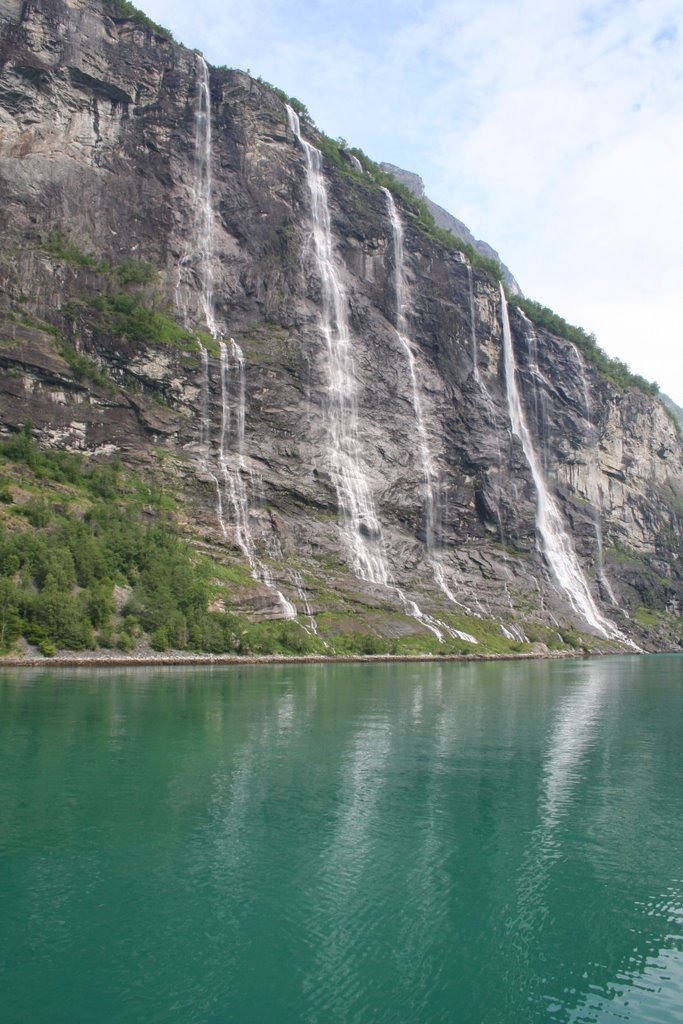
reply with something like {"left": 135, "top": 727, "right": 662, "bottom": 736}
{"left": 572, "top": 344, "right": 621, "bottom": 609}
{"left": 382, "top": 189, "right": 478, "bottom": 641}
{"left": 382, "top": 188, "right": 438, "bottom": 553}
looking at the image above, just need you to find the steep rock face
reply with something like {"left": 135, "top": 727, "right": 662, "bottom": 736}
{"left": 0, "top": 0, "right": 681, "bottom": 649}
{"left": 380, "top": 161, "right": 522, "bottom": 295}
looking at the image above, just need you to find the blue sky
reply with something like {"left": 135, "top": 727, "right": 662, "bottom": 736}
{"left": 141, "top": 0, "right": 683, "bottom": 406}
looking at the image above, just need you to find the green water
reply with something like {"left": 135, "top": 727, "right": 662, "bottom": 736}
{"left": 1, "top": 656, "right": 682, "bottom": 1023}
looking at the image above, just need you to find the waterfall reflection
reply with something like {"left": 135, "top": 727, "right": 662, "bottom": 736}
{"left": 393, "top": 668, "right": 457, "bottom": 1008}
{"left": 507, "top": 661, "right": 609, "bottom": 946}
{"left": 301, "top": 711, "right": 393, "bottom": 1019}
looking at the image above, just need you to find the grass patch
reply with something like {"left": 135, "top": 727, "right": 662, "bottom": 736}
{"left": 634, "top": 607, "right": 661, "bottom": 628}
{"left": 58, "top": 343, "right": 111, "bottom": 388}
{"left": 92, "top": 294, "right": 196, "bottom": 347}
{"left": 40, "top": 230, "right": 105, "bottom": 270}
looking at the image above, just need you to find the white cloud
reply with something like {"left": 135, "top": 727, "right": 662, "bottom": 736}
{"left": 140, "top": 0, "right": 683, "bottom": 402}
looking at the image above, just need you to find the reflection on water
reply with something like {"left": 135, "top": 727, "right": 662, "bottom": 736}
{"left": 507, "top": 660, "right": 610, "bottom": 956}
{"left": 0, "top": 657, "right": 682, "bottom": 1023}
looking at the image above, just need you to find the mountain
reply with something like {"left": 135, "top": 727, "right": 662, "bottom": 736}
{"left": 379, "top": 162, "right": 522, "bottom": 296}
{"left": 0, "top": 0, "right": 681, "bottom": 657}
{"left": 662, "top": 394, "right": 683, "bottom": 434}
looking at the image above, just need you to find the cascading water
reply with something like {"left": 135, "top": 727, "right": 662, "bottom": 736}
{"left": 382, "top": 188, "right": 438, "bottom": 552}
{"left": 178, "top": 56, "right": 295, "bottom": 619}
{"left": 499, "top": 285, "right": 618, "bottom": 639}
{"left": 286, "top": 105, "right": 389, "bottom": 586}
{"left": 218, "top": 341, "right": 296, "bottom": 618}
{"left": 382, "top": 189, "right": 478, "bottom": 639}
{"left": 288, "top": 109, "right": 475, "bottom": 644}
{"left": 176, "top": 56, "right": 219, "bottom": 338}
{"left": 572, "top": 345, "right": 620, "bottom": 608}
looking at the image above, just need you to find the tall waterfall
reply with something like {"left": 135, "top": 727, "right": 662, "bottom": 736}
{"left": 286, "top": 105, "right": 389, "bottom": 586}
{"left": 382, "top": 188, "right": 476, "bottom": 625}
{"left": 218, "top": 340, "right": 296, "bottom": 618}
{"left": 500, "top": 285, "right": 616, "bottom": 638}
{"left": 572, "top": 345, "right": 620, "bottom": 608}
{"left": 288, "top": 110, "right": 476, "bottom": 644}
{"left": 178, "top": 56, "right": 295, "bottom": 619}
{"left": 175, "top": 55, "right": 219, "bottom": 339}
{"left": 467, "top": 265, "right": 479, "bottom": 383}
{"left": 382, "top": 188, "right": 438, "bottom": 552}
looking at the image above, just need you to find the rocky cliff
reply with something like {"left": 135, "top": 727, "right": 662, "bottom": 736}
{"left": 380, "top": 162, "right": 522, "bottom": 296}
{"left": 0, "top": 0, "right": 681, "bottom": 654}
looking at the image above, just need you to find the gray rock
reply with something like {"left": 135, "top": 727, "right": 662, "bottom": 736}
{"left": 380, "top": 162, "right": 522, "bottom": 295}
{"left": 0, "top": 0, "right": 680, "bottom": 650}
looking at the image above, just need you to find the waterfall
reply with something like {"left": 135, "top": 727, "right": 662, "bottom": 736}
{"left": 286, "top": 105, "right": 389, "bottom": 586}
{"left": 287, "top": 110, "right": 476, "bottom": 645}
{"left": 571, "top": 346, "right": 621, "bottom": 608}
{"left": 175, "top": 55, "right": 219, "bottom": 338}
{"left": 177, "top": 56, "right": 295, "bottom": 619}
{"left": 467, "top": 265, "right": 479, "bottom": 383}
{"left": 500, "top": 285, "right": 617, "bottom": 639}
{"left": 291, "top": 570, "right": 322, "bottom": 638}
{"left": 382, "top": 189, "right": 477, "bottom": 637}
{"left": 218, "top": 341, "right": 297, "bottom": 618}
{"left": 192, "top": 56, "right": 218, "bottom": 337}
{"left": 218, "top": 340, "right": 251, "bottom": 556}
{"left": 382, "top": 188, "right": 438, "bottom": 552}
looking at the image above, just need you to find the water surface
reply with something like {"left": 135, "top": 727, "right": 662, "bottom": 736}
{"left": 1, "top": 656, "right": 682, "bottom": 1023}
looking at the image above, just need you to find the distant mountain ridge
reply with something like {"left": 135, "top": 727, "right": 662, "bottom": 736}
{"left": 662, "top": 394, "right": 683, "bottom": 432}
{"left": 380, "top": 162, "right": 522, "bottom": 296}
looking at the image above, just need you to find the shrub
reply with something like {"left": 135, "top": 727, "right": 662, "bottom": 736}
{"left": 93, "top": 294, "right": 195, "bottom": 347}
{"left": 115, "top": 259, "right": 157, "bottom": 286}
{"left": 107, "top": 1, "right": 174, "bottom": 40}
{"left": 509, "top": 295, "right": 659, "bottom": 397}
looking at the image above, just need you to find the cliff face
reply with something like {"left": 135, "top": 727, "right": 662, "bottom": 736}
{"left": 0, "top": 0, "right": 681, "bottom": 651}
{"left": 380, "top": 161, "right": 522, "bottom": 296}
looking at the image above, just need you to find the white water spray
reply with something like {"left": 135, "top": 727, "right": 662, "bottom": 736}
{"left": 500, "top": 286, "right": 618, "bottom": 639}
{"left": 382, "top": 189, "right": 478, "bottom": 639}
{"left": 217, "top": 340, "right": 296, "bottom": 619}
{"left": 572, "top": 345, "right": 621, "bottom": 608}
{"left": 383, "top": 188, "right": 439, "bottom": 553}
{"left": 178, "top": 56, "right": 295, "bottom": 619}
{"left": 287, "top": 110, "right": 475, "bottom": 645}
{"left": 176, "top": 56, "right": 219, "bottom": 338}
{"left": 286, "top": 105, "right": 389, "bottom": 586}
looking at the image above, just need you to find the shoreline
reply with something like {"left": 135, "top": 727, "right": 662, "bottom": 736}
{"left": 0, "top": 649, "right": 635, "bottom": 670}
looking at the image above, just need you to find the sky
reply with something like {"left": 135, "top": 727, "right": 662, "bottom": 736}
{"left": 140, "top": 0, "right": 683, "bottom": 406}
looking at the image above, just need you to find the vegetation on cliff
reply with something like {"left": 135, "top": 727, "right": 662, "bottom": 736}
{"left": 1, "top": 427, "right": 558, "bottom": 659}
{"left": 106, "top": 0, "right": 174, "bottom": 41}
{"left": 0, "top": 427, "right": 320, "bottom": 657}
{"left": 0, "top": 0, "right": 679, "bottom": 657}
{"left": 509, "top": 295, "right": 659, "bottom": 397}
